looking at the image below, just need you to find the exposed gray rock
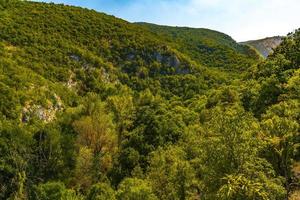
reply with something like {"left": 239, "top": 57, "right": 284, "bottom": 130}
{"left": 154, "top": 52, "right": 163, "bottom": 62}
{"left": 21, "top": 94, "right": 63, "bottom": 123}
{"left": 153, "top": 52, "right": 180, "bottom": 67}
{"left": 70, "top": 54, "right": 81, "bottom": 62}
{"left": 127, "top": 53, "right": 135, "bottom": 60}
{"left": 176, "top": 68, "right": 190, "bottom": 74}
{"left": 241, "top": 36, "right": 283, "bottom": 58}
{"left": 169, "top": 55, "right": 180, "bottom": 68}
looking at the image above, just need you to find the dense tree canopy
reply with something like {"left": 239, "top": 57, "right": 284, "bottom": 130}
{"left": 0, "top": 1, "right": 299, "bottom": 199}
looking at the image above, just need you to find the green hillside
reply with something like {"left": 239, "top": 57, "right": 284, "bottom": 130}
{"left": 0, "top": 0, "right": 259, "bottom": 120}
{"left": 137, "top": 22, "right": 260, "bottom": 69}
{"left": 0, "top": 1, "right": 299, "bottom": 200}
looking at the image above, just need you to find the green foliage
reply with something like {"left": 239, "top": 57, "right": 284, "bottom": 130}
{"left": 30, "top": 125, "right": 66, "bottom": 182}
{"left": 179, "top": 105, "right": 287, "bottom": 199}
{"left": 138, "top": 23, "right": 259, "bottom": 70}
{"left": 116, "top": 178, "right": 158, "bottom": 200}
{"left": 32, "top": 181, "right": 83, "bottom": 200}
{"left": 86, "top": 183, "right": 116, "bottom": 200}
{"left": 72, "top": 99, "right": 117, "bottom": 186}
{"left": 0, "top": 121, "right": 31, "bottom": 199}
{"left": 146, "top": 146, "right": 198, "bottom": 200}
{"left": 0, "top": 1, "right": 299, "bottom": 200}
{"left": 261, "top": 101, "right": 300, "bottom": 192}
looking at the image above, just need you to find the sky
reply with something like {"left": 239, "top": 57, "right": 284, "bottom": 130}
{"left": 36, "top": 0, "right": 300, "bottom": 41}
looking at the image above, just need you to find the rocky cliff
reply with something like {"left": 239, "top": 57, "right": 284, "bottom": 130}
{"left": 241, "top": 36, "right": 283, "bottom": 58}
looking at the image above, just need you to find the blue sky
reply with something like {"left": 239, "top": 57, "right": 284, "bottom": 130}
{"left": 35, "top": 0, "right": 300, "bottom": 41}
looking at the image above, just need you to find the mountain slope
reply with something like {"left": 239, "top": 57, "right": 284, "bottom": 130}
{"left": 137, "top": 22, "right": 259, "bottom": 70}
{"left": 241, "top": 36, "right": 283, "bottom": 58}
{"left": 4, "top": 1, "right": 300, "bottom": 200}
{"left": 0, "top": 1, "right": 201, "bottom": 99}
{"left": 0, "top": 0, "right": 261, "bottom": 121}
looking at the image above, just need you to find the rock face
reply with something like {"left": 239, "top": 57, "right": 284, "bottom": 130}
{"left": 168, "top": 55, "right": 180, "bottom": 68}
{"left": 21, "top": 94, "right": 63, "bottom": 123}
{"left": 69, "top": 54, "right": 81, "bottom": 62}
{"left": 156, "top": 53, "right": 181, "bottom": 68}
{"left": 241, "top": 36, "right": 283, "bottom": 58}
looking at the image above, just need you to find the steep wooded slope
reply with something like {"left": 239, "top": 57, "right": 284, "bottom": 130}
{"left": 137, "top": 22, "right": 259, "bottom": 69}
{"left": 2, "top": 1, "right": 299, "bottom": 200}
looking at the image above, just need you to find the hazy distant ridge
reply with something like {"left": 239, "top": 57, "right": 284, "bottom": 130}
{"left": 241, "top": 36, "right": 283, "bottom": 58}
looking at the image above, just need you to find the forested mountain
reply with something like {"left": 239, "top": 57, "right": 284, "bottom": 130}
{"left": 241, "top": 36, "right": 283, "bottom": 58}
{"left": 137, "top": 22, "right": 259, "bottom": 69}
{"left": 0, "top": 1, "right": 299, "bottom": 200}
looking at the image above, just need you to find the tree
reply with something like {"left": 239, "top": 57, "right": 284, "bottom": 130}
{"left": 71, "top": 146, "right": 94, "bottom": 191}
{"left": 0, "top": 121, "right": 31, "bottom": 199}
{"left": 284, "top": 69, "right": 300, "bottom": 100}
{"left": 106, "top": 93, "right": 135, "bottom": 148}
{"left": 73, "top": 100, "right": 117, "bottom": 182}
{"left": 182, "top": 105, "right": 286, "bottom": 199}
{"left": 86, "top": 183, "right": 116, "bottom": 200}
{"left": 73, "top": 99, "right": 117, "bottom": 156}
{"left": 217, "top": 160, "right": 286, "bottom": 200}
{"left": 32, "top": 181, "right": 83, "bottom": 200}
{"left": 261, "top": 101, "right": 300, "bottom": 194}
{"left": 31, "top": 125, "right": 64, "bottom": 183}
{"left": 146, "top": 146, "right": 199, "bottom": 200}
{"left": 116, "top": 178, "right": 158, "bottom": 200}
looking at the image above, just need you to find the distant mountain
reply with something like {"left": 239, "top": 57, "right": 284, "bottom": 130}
{"left": 241, "top": 36, "right": 283, "bottom": 58}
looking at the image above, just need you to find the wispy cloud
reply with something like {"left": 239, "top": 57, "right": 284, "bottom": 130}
{"left": 36, "top": 0, "right": 300, "bottom": 41}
